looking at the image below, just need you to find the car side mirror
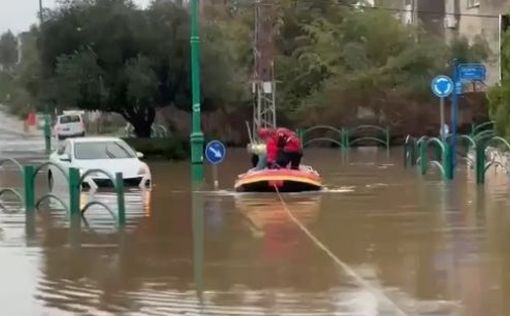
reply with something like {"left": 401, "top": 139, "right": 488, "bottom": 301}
{"left": 136, "top": 152, "right": 144, "bottom": 158}
{"left": 59, "top": 154, "right": 71, "bottom": 162}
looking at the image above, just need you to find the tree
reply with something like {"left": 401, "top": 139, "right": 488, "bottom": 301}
{"left": 39, "top": 0, "right": 251, "bottom": 137}
{"left": 275, "top": 7, "right": 489, "bottom": 129}
{"left": 0, "top": 30, "right": 18, "bottom": 73}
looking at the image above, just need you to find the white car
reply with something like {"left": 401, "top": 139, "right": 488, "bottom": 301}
{"left": 48, "top": 137, "right": 151, "bottom": 190}
{"left": 54, "top": 113, "right": 86, "bottom": 140}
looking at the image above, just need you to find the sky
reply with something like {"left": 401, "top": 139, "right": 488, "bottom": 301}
{"left": 0, "top": 0, "right": 152, "bottom": 34}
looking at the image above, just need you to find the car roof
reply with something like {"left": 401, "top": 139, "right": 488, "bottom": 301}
{"left": 68, "top": 137, "right": 124, "bottom": 143}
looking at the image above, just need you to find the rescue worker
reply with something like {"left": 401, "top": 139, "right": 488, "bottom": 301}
{"left": 276, "top": 128, "right": 303, "bottom": 170}
{"left": 257, "top": 128, "right": 279, "bottom": 169}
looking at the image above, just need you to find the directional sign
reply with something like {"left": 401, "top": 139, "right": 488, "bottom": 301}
{"left": 205, "top": 140, "right": 226, "bottom": 165}
{"left": 431, "top": 75, "right": 454, "bottom": 98}
{"left": 458, "top": 63, "right": 486, "bottom": 81}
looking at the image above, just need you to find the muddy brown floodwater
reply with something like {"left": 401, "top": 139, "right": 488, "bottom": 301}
{"left": 0, "top": 147, "right": 509, "bottom": 315}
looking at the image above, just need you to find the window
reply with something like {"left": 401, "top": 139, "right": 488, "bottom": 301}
{"left": 74, "top": 141, "right": 136, "bottom": 160}
{"left": 59, "top": 115, "right": 81, "bottom": 124}
{"left": 467, "top": 0, "right": 480, "bottom": 8}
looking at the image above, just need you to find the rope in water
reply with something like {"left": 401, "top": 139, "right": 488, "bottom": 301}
{"left": 273, "top": 186, "right": 408, "bottom": 316}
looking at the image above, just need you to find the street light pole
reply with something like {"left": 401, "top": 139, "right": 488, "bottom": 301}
{"left": 190, "top": 0, "right": 204, "bottom": 183}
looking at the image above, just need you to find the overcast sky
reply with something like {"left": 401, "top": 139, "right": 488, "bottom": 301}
{"left": 0, "top": 0, "right": 152, "bottom": 34}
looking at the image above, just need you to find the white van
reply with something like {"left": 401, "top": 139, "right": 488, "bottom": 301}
{"left": 54, "top": 113, "right": 85, "bottom": 140}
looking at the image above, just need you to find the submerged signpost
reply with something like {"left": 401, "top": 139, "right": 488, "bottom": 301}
{"left": 431, "top": 75, "right": 454, "bottom": 141}
{"left": 205, "top": 140, "right": 226, "bottom": 190}
{"left": 449, "top": 62, "right": 486, "bottom": 170}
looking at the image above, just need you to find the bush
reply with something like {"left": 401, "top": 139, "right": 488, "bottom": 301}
{"left": 122, "top": 137, "right": 189, "bottom": 160}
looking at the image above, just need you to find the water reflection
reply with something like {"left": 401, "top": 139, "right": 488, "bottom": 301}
{"left": 2, "top": 149, "right": 510, "bottom": 314}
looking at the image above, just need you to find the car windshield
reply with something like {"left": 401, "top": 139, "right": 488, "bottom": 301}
{"left": 59, "top": 115, "right": 81, "bottom": 124}
{"left": 74, "top": 141, "right": 136, "bottom": 160}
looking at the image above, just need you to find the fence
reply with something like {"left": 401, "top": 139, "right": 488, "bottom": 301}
{"left": 297, "top": 125, "right": 390, "bottom": 151}
{"left": 0, "top": 158, "right": 126, "bottom": 228}
{"left": 404, "top": 133, "right": 510, "bottom": 185}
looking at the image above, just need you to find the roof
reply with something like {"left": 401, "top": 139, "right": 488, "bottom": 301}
{"left": 68, "top": 137, "right": 123, "bottom": 143}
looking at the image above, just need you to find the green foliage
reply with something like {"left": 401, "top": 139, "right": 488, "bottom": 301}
{"left": 0, "top": 31, "right": 18, "bottom": 72}
{"left": 122, "top": 136, "right": 189, "bottom": 160}
{"left": 488, "top": 30, "right": 510, "bottom": 139}
{"left": 276, "top": 8, "right": 489, "bottom": 127}
{"left": 36, "top": 0, "right": 251, "bottom": 137}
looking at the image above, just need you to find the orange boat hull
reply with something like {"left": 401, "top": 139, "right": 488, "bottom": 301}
{"left": 234, "top": 168, "right": 322, "bottom": 192}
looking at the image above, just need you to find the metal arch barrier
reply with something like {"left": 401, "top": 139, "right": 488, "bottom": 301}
{"left": 0, "top": 158, "right": 23, "bottom": 175}
{"left": 475, "top": 136, "right": 510, "bottom": 184}
{"left": 81, "top": 201, "right": 118, "bottom": 225}
{"left": 303, "top": 137, "right": 345, "bottom": 148}
{"left": 0, "top": 158, "right": 25, "bottom": 209}
{"left": 301, "top": 125, "right": 343, "bottom": 137}
{"left": 300, "top": 126, "right": 344, "bottom": 150}
{"left": 77, "top": 169, "right": 126, "bottom": 226}
{"left": 471, "top": 121, "right": 494, "bottom": 137}
{"left": 417, "top": 137, "right": 452, "bottom": 180}
{"left": 349, "top": 136, "right": 388, "bottom": 147}
{"left": 473, "top": 129, "right": 495, "bottom": 142}
{"left": 345, "top": 125, "right": 390, "bottom": 150}
{"left": 27, "top": 162, "right": 71, "bottom": 214}
{"left": 35, "top": 193, "right": 70, "bottom": 213}
{"left": 403, "top": 135, "right": 417, "bottom": 168}
{"left": 0, "top": 188, "right": 23, "bottom": 209}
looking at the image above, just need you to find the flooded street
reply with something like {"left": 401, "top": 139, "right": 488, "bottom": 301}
{"left": 1, "top": 146, "right": 510, "bottom": 315}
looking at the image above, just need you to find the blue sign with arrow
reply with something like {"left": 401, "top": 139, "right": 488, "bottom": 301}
{"left": 431, "top": 75, "right": 454, "bottom": 98}
{"left": 458, "top": 63, "right": 486, "bottom": 81}
{"left": 205, "top": 140, "right": 226, "bottom": 165}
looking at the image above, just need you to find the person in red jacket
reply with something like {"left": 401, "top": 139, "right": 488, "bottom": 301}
{"left": 276, "top": 128, "right": 303, "bottom": 170}
{"left": 258, "top": 128, "right": 279, "bottom": 169}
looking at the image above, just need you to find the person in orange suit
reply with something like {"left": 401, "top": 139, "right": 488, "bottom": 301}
{"left": 276, "top": 128, "right": 303, "bottom": 170}
{"left": 258, "top": 128, "right": 280, "bottom": 169}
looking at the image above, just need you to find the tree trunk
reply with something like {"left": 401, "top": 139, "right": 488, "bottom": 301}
{"left": 125, "top": 106, "right": 156, "bottom": 138}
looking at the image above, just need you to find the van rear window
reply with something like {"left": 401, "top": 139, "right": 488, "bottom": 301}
{"left": 59, "top": 115, "right": 81, "bottom": 124}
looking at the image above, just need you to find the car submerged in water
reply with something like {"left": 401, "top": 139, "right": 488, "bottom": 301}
{"left": 48, "top": 137, "right": 151, "bottom": 190}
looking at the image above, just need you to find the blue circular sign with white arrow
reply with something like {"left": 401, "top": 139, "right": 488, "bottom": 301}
{"left": 431, "top": 75, "right": 454, "bottom": 98}
{"left": 205, "top": 140, "right": 226, "bottom": 165}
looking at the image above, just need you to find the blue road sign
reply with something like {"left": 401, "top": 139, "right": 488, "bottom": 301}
{"left": 458, "top": 63, "right": 486, "bottom": 81}
{"left": 205, "top": 140, "right": 226, "bottom": 165}
{"left": 431, "top": 75, "right": 454, "bottom": 98}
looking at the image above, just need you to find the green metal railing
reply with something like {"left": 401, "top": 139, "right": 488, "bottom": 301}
{"left": 0, "top": 158, "right": 25, "bottom": 204}
{"left": 0, "top": 159, "right": 126, "bottom": 227}
{"left": 403, "top": 131, "right": 510, "bottom": 185}
{"left": 475, "top": 136, "right": 510, "bottom": 185}
{"left": 415, "top": 137, "right": 453, "bottom": 180}
{"left": 297, "top": 125, "right": 390, "bottom": 150}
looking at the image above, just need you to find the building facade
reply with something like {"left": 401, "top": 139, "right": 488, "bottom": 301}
{"left": 385, "top": 0, "right": 509, "bottom": 86}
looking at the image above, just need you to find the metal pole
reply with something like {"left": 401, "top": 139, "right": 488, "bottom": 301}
{"left": 212, "top": 165, "right": 219, "bottom": 190}
{"left": 44, "top": 114, "right": 51, "bottom": 155}
{"left": 68, "top": 167, "right": 81, "bottom": 216}
{"left": 440, "top": 97, "right": 445, "bottom": 141}
{"left": 39, "top": 0, "right": 43, "bottom": 24}
{"left": 190, "top": 0, "right": 204, "bottom": 183}
{"left": 115, "top": 172, "right": 126, "bottom": 226}
{"left": 23, "top": 165, "right": 35, "bottom": 213}
{"left": 450, "top": 60, "right": 459, "bottom": 172}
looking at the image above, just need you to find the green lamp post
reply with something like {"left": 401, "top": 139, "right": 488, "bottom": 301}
{"left": 190, "top": 0, "right": 204, "bottom": 183}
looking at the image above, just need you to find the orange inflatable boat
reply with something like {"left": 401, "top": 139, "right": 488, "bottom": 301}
{"left": 234, "top": 165, "right": 322, "bottom": 192}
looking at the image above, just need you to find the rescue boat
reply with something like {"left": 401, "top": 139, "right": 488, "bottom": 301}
{"left": 234, "top": 165, "right": 322, "bottom": 192}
